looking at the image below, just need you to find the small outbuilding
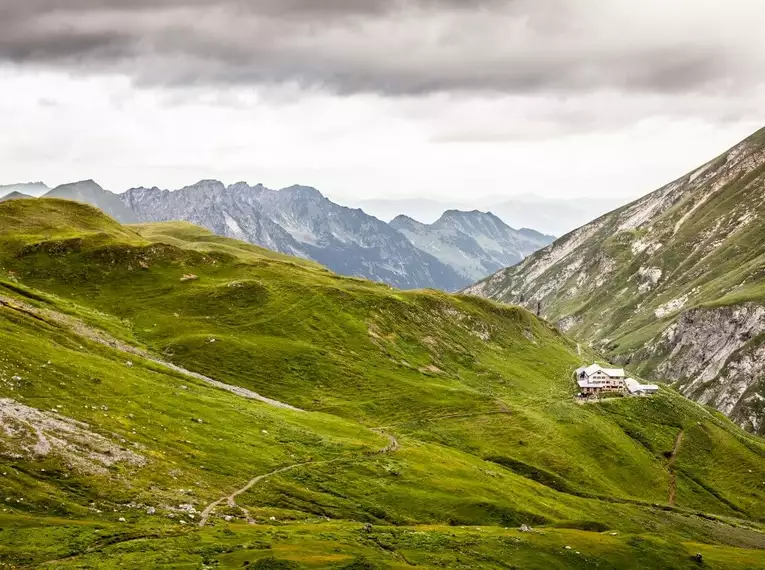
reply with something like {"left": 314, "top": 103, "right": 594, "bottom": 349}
{"left": 624, "top": 378, "right": 659, "bottom": 395}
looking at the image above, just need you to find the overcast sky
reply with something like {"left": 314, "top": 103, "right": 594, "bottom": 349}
{"left": 1, "top": 0, "right": 763, "bottom": 202}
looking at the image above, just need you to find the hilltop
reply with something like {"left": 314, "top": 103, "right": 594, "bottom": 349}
{"left": 466, "top": 127, "right": 765, "bottom": 434}
{"left": 1, "top": 198, "right": 765, "bottom": 568}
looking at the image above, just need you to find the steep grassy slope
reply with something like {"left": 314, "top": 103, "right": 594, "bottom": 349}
{"left": 467, "top": 127, "right": 765, "bottom": 434}
{"left": 1, "top": 199, "right": 765, "bottom": 568}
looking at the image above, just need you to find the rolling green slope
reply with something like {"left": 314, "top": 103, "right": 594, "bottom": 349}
{"left": 1, "top": 199, "right": 765, "bottom": 568}
{"left": 467, "top": 127, "right": 765, "bottom": 434}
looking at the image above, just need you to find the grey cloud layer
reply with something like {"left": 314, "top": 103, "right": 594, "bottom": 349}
{"left": 1, "top": 0, "right": 763, "bottom": 95}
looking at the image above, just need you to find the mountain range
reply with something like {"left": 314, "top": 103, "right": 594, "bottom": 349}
{"left": 352, "top": 195, "right": 627, "bottom": 236}
{"left": 8, "top": 179, "right": 553, "bottom": 292}
{"left": 2, "top": 197, "right": 765, "bottom": 567}
{"left": 467, "top": 126, "right": 765, "bottom": 434}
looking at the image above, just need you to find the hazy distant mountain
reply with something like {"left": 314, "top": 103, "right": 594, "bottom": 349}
{"left": 0, "top": 191, "right": 33, "bottom": 203}
{"left": 0, "top": 182, "right": 49, "bottom": 199}
{"left": 391, "top": 210, "right": 554, "bottom": 281}
{"left": 352, "top": 195, "right": 627, "bottom": 235}
{"left": 122, "top": 181, "right": 469, "bottom": 291}
{"left": 487, "top": 196, "right": 629, "bottom": 237}
{"left": 44, "top": 180, "right": 138, "bottom": 224}
{"left": 354, "top": 198, "right": 459, "bottom": 225}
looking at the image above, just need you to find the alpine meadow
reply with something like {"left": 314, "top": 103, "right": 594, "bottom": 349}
{"left": 1, "top": 198, "right": 765, "bottom": 568}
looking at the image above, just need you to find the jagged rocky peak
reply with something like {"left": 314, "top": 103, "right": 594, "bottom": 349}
{"left": 436, "top": 209, "right": 510, "bottom": 232}
{"left": 278, "top": 184, "right": 325, "bottom": 201}
{"left": 122, "top": 185, "right": 164, "bottom": 197}
{"left": 181, "top": 179, "right": 227, "bottom": 195}
{"left": 390, "top": 214, "right": 426, "bottom": 231}
{"left": 228, "top": 181, "right": 265, "bottom": 193}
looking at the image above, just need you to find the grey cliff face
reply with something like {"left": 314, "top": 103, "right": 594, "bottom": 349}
{"left": 647, "top": 304, "right": 765, "bottom": 434}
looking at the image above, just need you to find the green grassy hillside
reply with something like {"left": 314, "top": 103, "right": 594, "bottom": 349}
{"left": 1, "top": 199, "right": 765, "bottom": 568}
{"left": 467, "top": 127, "right": 765, "bottom": 434}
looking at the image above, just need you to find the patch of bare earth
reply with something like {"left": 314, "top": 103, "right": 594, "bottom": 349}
{"left": 0, "top": 398, "right": 146, "bottom": 475}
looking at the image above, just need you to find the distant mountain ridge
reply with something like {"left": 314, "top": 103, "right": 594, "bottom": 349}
{"left": 351, "top": 195, "right": 626, "bottom": 235}
{"left": 0, "top": 191, "right": 33, "bottom": 203}
{"left": 391, "top": 210, "right": 554, "bottom": 281}
{"left": 6, "top": 178, "right": 554, "bottom": 291}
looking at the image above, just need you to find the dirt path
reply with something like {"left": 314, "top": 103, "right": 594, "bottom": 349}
{"left": 0, "top": 294, "right": 302, "bottom": 412}
{"left": 198, "top": 461, "right": 317, "bottom": 527}
{"left": 667, "top": 430, "right": 684, "bottom": 506}
{"left": 199, "top": 432, "right": 399, "bottom": 527}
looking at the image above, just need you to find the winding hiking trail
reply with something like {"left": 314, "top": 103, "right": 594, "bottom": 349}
{"left": 667, "top": 430, "right": 685, "bottom": 506}
{"left": 199, "top": 432, "right": 399, "bottom": 527}
{"left": 198, "top": 461, "right": 316, "bottom": 527}
{"left": 0, "top": 294, "right": 302, "bottom": 412}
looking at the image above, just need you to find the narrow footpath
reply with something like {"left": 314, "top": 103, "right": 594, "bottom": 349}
{"left": 199, "top": 432, "right": 399, "bottom": 527}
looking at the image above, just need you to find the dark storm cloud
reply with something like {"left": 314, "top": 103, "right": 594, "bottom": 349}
{"left": 0, "top": 0, "right": 761, "bottom": 96}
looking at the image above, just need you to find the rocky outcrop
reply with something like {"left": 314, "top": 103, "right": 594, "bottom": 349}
{"left": 646, "top": 304, "right": 765, "bottom": 434}
{"left": 0, "top": 398, "right": 146, "bottom": 475}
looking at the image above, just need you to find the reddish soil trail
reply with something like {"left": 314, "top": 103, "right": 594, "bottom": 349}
{"left": 667, "top": 430, "right": 685, "bottom": 506}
